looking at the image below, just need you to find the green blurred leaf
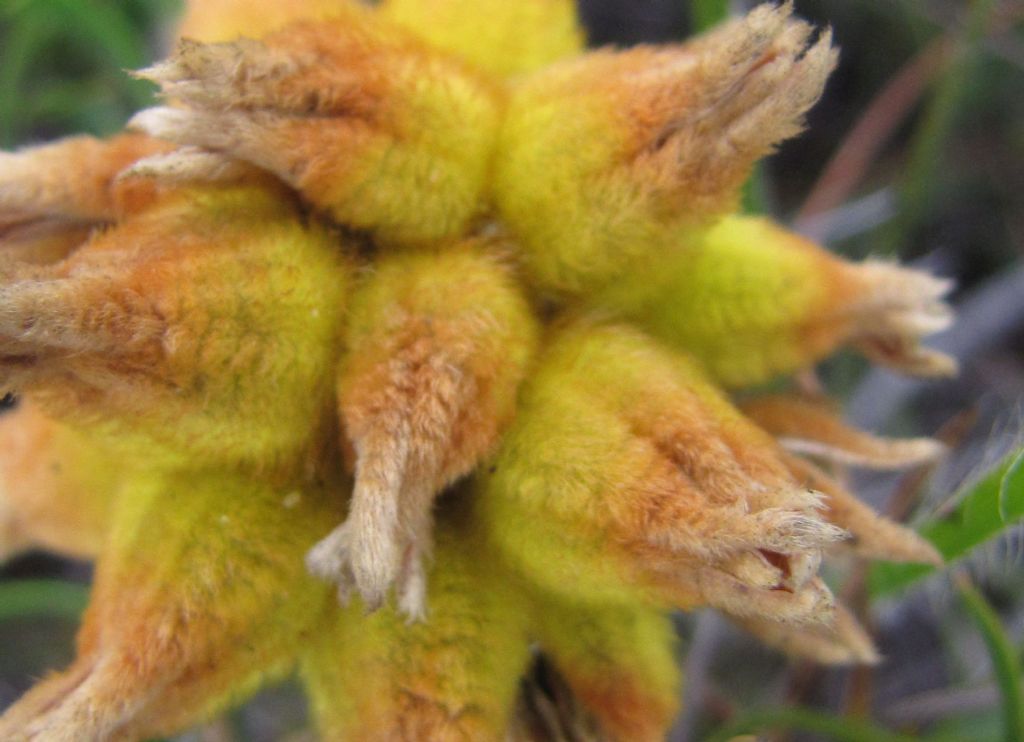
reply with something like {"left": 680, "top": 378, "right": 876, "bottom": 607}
{"left": 27, "top": 0, "right": 148, "bottom": 69}
{"left": 0, "top": 579, "right": 89, "bottom": 622}
{"left": 36, "top": 0, "right": 154, "bottom": 108}
{"left": 691, "top": 0, "right": 730, "bottom": 32}
{"left": 956, "top": 575, "right": 1024, "bottom": 742}
{"left": 742, "top": 163, "right": 771, "bottom": 215}
{"left": 0, "top": 0, "right": 158, "bottom": 142}
{"left": 703, "top": 707, "right": 921, "bottom": 742}
{"left": 0, "top": 10, "right": 55, "bottom": 145}
{"left": 926, "top": 709, "right": 1004, "bottom": 742}
{"left": 870, "top": 448, "right": 1024, "bottom": 596}
{"left": 998, "top": 450, "right": 1024, "bottom": 522}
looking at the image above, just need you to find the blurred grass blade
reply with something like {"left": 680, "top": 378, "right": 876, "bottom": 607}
{"left": 870, "top": 448, "right": 1024, "bottom": 596}
{"left": 742, "top": 165, "right": 771, "bottom": 215}
{"left": 703, "top": 707, "right": 920, "bottom": 742}
{"left": 882, "top": 0, "right": 997, "bottom": 251}
{"left": 998, "top": 450, "right": 1024, "bottom": 522}
{"left": 0, "top": 579, "right": 89, "bottom": 622}
{"left": 955, "top": 574, "right": 1024, "bottom": 742}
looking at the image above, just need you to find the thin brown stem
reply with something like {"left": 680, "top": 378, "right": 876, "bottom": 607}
{"left": 794, "top": 39, "right": 951, "bottom": 226}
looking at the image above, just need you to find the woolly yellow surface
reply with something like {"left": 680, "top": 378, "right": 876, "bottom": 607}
{"left": 533, "top": 596, "right": 681, "bottom": 742}
{"left": 22, "top": 182, "right": 351, "bottom": 477}
{"left": 492, "top": 6, "right": 836, "bottom": 299}
{"left": 280, "top": 14, "right": 503, "bottom": 245}
{"left": 479, "top": 323, "right": 717, "bottom": 608}
{"left": 339, "top": 241, "right": 538, "bottom": 486}
{"left": 493, "top": 60, "right": 658, "bottom": 297}
{"left": 380, "top": 0, "right": 584, "bottom": 77}
{"left": 325, "top": 242, "right": 540, "bottom": 614}
{"left": 0, "top": 401, "right": 118, "bottom": 559}
{"left": 0, "top": 467, "right": 343, "bottom": 740}
{"left": 343, "top": 243, "right": 538, "bottom": 432}
{"left": 477, "top": 322, "right": 830, "bottom": 614}
{"left": 598, "top": 215, "right": 854, "bottom": 387}
{"left": 176, "top": 0, "right": 360, "bottom": 42}
{"left": 0, "top": 2, "right": 955, "bottom": 738}
{"left": 302, "top": 501, "right": 531, "bottom": 742}
{"left": 143, "top": 7, "right": 504, "bottom": 247}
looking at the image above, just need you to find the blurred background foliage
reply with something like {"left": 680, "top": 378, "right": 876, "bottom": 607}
{"left": 0, "top": 1, "right": 1022, "bottom": 741}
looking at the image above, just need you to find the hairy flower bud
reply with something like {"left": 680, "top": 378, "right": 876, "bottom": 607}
{"left": 479, "top": 323, "right": 845, "bottom": 623}
{"left": 598, "top": 216, "right": 955, "bottom": 386}
{"left": 494, "top": 3, "right": 836, "bottom": 296}
{"left": 0, "top": 469, "right": 343, "bottom": 741}
{"left": 0, "top": 180, "right": 350, "bottom": 476}
{"left": 0, "top": 134, "right": 171, "bottom": 229}
{"left": 532, "top": 597, "right": 681, "bottom": 742}
{"left": 302, "top": 511, "right": 531, "bottom": 741}
{"left": 309, "top": 243, "right": 538, "bottom": 616}
{"left": 132, "top": 6, "right": 502, "bottom": 245}
{"left": 0, "top": 2, "right": 963, "bottom": 738}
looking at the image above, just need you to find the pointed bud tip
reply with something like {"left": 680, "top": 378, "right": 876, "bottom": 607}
{"left": 118, "top": 148, "right": 249, "bottom": 185}
{"left": 909, "top": 537, "right": 945, "bottom": 568}
{"left": 130, "top": 59, "right": 179, "bottom": 84}
{"left": 831, "top": 605, "right": 882, "bottom": 665}
{"left": 128, "top": 107, "right": 192, "bottom": 140}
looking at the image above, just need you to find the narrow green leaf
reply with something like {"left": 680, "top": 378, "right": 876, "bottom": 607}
{"left": 925, "top": 709, "right": 1004, "bottom": 742}
{"left": 0, "top": 579, "right": 89, "bottom": 622}
{"left": 703, "top": 707, "right": 920, "bottom": 742}
{"left": 956, "top": 575, "right": 1024, "bottom": 742}
{"left": 870, "top": 447, "right": 1024, "bottom": 596}
{"left": 998, "top": 450, "right": 1024, "bottom": 522}
{"left": 742, "top": 163, "right": 771, "bottom": 215}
